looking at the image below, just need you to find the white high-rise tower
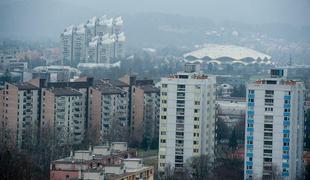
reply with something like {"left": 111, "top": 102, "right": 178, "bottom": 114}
{"left": 244, "top": 69, "right": 304, "bottom": 179}
{"left": 158, "top": 64, "right": 216, "bottom": 171}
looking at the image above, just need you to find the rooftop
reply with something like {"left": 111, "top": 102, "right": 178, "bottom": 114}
{"left": 52, "top": 88, "right": 83, "bottom": 96}
{"left": 103, "top": 79, "right": 129, "bottom": 87}
{"left": 15, "top": 82, "right": 39, "bottom": 90}
{"left": 184, "top": 44, "right": 271, "bottom": 61}
{"left": 139, "top": 85, "right": 160, "bottom": 93}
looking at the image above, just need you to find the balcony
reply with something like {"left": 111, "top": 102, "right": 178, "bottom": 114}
{"left": 265, "top": 94, "right": 274, "bottom": 98}
{"left": 284, "top": 95, "right": 291, "bottom": 100}
{"left": 265, "top": 103, "right": 274, "bottom": 106}
{"left": 263, "top": 153, "right": 272, "bottom": 157}
{"left": 263, "top": 145, "right": 272, "bottom": 149}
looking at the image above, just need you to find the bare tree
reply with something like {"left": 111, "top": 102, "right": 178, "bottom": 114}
{"left": 185, "top": 155, "right": 211, "bottom": 180}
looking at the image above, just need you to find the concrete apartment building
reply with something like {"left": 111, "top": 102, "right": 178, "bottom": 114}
{"left": 61, "top": 16, "right": 126, "bottom": 66}
{"left": 41, "top": 87, "right": 86, "bottom": 146}
{"left": 50, "top": 142, "right": 153, "bottom": 180}
{"left": 158, "top": 64, "right": 216, "bottom": 171}
{"left": 0, "top": 82, "right": 40, "bottom": 149}
{"left": 90, "top": 80, "right": 128, "bottom": 144}
{"left": 244, "top": 69, "right": 305, "bottom": 179}
{"left": 131, "top": 84, "right": 160, "bottom": 148}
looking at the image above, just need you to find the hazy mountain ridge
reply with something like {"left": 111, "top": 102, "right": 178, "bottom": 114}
{"left": 1, "top": 0, "right": 310, "bottom": 63}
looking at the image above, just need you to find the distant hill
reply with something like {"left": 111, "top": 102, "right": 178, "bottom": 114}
{"left": 0, "top": 0, "right": 310, "bottom": 64}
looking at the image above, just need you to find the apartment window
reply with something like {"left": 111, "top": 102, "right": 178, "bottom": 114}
{"left": 177, "top": 100, "right": 185, "bottom": 104}
{"left": 161, "top": 131, "right": 166, "bottom": 135}
{"left": 264, "top": 149, "right": 272, "bottom": 154}
{"left": 284, "top": 99, "right": 290, "bottom": 104}
{"left": 162, "top": 108, "right": 167, "bottom": 112}
{"left": 264, "top": 132, "right": 272, "bottom": 137}
{"left": 264, "top": 158, "right": 272, "bottom": 162}
{"left": 284, "top": 108, "right": 290, "bottom": 112}
{"left": 194, "top": 101, "right": 200, "bottom": 105}
{"left": 162, "top": 84, "right": 167, "bottom": 88}
{"left": 194, "top": 133, "right": 199, "bottom": 137}
{"left": 284, "top": 133, "right": 289, "bottom": 138}
{"left": 265, "top": 90, "right": 274, "bottom": 95}
{"left": 264, "top": 124, "right": 273, "bottom": 129}
{"left": 177, "top": 84, "right": 185, "bottom": 89}
{"left": 193, "top": 149, "right": 199, "bottom": 153}
{"left": 248, "top": 90, "right": 254, "bottom": 94}
{"left": 284, "top": 116, "right": 290, "bottom": 121}
{"left": 160, "top": 139, "right": 166, "bottom": 143}
{"left": 162, "top": 100, "right": 167, "bottom": 104}
{"left": 283, "top": 150, "right": 289, "bottom": 154}
{"left": 162, "top": 92, "right": 167, "bottom": 96}
{"left": 193, "top": 141, "right": 198, "bottom": 145}
{"left": 248, "top": 98, "right": 254, "bottom": 102}
{"left": 194, "top": 109, "right": 199, "bottom": 113}
{"left": 264, "top": 141, "right": 272, "bottom": 145}
{"left": 160, "top": 155, "right": 165, "bottom": 159}
{"left": 283, "top": 142, "right": 289, "bottom": 146}
{"left": 194, "top": 125, "right": 199, "bottom": 129}
{"left": 247, "top": 140, "right": 253, "bottom": 144}
{"left": 265, "top": 107, "right": 273, "bottom": 112}
{"left": 161, "top": 116, "right": 167, "bottom": 120}
{"left": 194, "top": 117, "right": 199, "bottom": 121}
{"left": 247, "top": 123, "right": 253, "bottom": 128}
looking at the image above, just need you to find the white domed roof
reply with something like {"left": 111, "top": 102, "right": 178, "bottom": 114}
{"left": 184, "top": 44, "right": 271, "bottom": 61}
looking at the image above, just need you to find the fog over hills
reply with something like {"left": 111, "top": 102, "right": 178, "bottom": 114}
{"left": 1, "top": 0, "right": 310, "bottom": 63}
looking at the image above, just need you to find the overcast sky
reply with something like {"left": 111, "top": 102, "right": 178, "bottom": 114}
{"left": 0, "top": 0, "right": 309, "bottom": 26}
{"left": 59, "top": 0, "right": 310, "bottom": 26}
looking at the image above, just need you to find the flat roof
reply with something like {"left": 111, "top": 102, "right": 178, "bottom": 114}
{"left": 15, "top": 82, "right": 39, "bottom": 90}
{"left": 52, "top": 88, "right": 83, "bottom": 96}
{"left": 139, "top": 85, "right": 160, "bottom": 93}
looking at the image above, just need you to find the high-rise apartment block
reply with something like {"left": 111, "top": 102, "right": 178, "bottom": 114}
{"left": 158, "top": 64, "right": 216, "bottom": 171}
{"left": 41, "top": 88, "right": 86, "bottom": 145}
{"left": 90, "top": 80, "right": 129, "bottom": 144}
{"left": 61, "top": 16, "right": 125, "bottom": 66}
{"left": 131, "top": 84, "right": 160, "bottom": 148}
{"left": 1, "top": 82, "right": 40, "bottom": 149}
{"left": 244, "top": 69, "right": 305, "bottom": 179}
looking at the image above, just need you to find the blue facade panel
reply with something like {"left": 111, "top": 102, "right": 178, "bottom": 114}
{"left": 248, "top": 94, "right": 255, "bottom": 99}
{"left": 247, "top": 127, "right": 254, "bottom": 132}
{"left": 248, "top": 110, "right": 255, "bottom": 115}
{"left": 284, "top": 95, "right": 291, "bottom": 100}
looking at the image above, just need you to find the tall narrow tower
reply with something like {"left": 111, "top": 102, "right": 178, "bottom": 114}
{"left": 244, "top": 69, "right": 304, "bottom": 179}
{"left": 158, "top": 63, "right": 216, "bottom": 171}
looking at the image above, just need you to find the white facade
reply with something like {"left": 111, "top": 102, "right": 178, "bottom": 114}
{"left": 61, "top": 26, "right": 74, "bottom": 65}
{"left": 158, "top": 71, "right": 216, "bottom": 171}
{"left": 62, "top": 15, "right": 125, "bottom": 66}
{"left": 244, "top": 69, "right": 304, "bottom": 179}
{"left": 72, "top": 24, "right": 86, "bottom": 65}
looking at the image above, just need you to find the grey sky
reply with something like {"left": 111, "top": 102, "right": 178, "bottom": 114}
{"left": 1, "top": 0, "right": 309, "bottom": 26}
{"left": 59, "top": 0, "right": 310, "bottom": 26}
